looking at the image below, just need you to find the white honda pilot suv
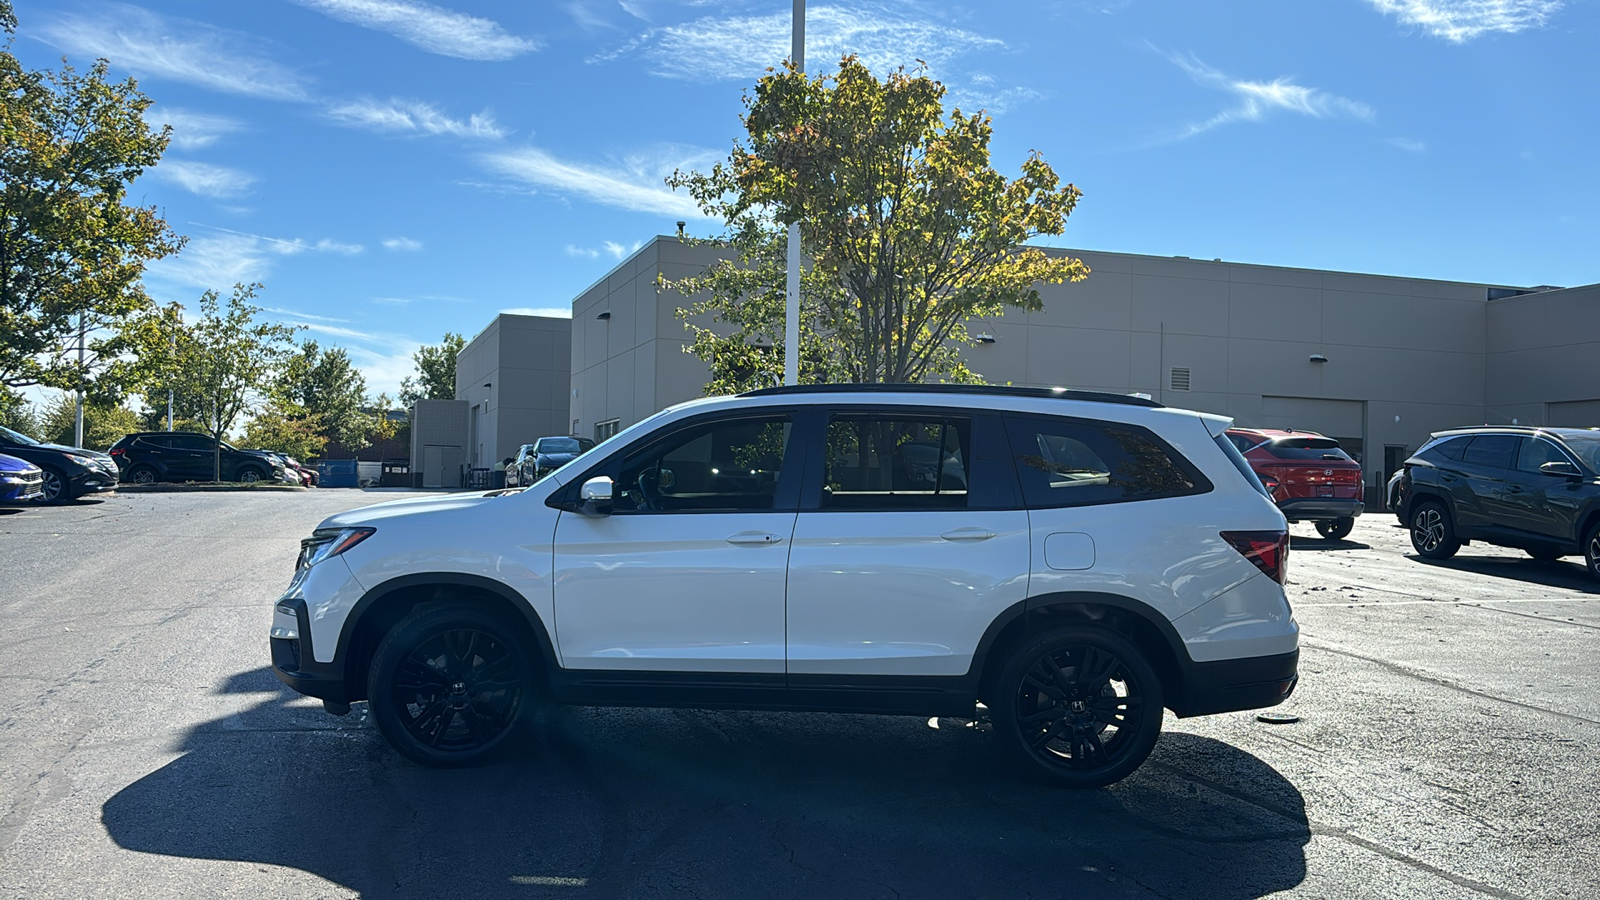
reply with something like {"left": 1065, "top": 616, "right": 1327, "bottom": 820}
{"left": 272, "top": 385, "right": 1297, "bottom": 788}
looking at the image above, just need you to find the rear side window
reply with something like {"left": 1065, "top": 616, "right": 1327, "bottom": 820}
{"left": 1261, "top": 438, "right": 1354, "bottom": 462}
{"left": 822, "top": 414, "right": 970, "bottom": 510}
{"left": 1004, "top": 416, "right": 1210, "bottom": 509}
{"left": 1461, "top": 435, "right": 1517, "bottom": 469}
{"left": 1417, "top": 436, "right": 1467, "bottom": 463}
{"left": 1215, "top": 433, "right": 1272, "bottom": 498}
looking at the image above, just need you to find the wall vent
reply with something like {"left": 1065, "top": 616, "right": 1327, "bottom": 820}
{"left": 1169, "top": 367, "right": 1192, "bottom": 392}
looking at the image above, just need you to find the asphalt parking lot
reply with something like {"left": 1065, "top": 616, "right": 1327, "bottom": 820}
{"left": 1, "top": 492, "right": 1596, "bottom": 899}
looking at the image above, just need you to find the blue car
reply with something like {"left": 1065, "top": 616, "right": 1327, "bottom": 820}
{"left": 0, "top": 452, "right": 44, "bottom": 503}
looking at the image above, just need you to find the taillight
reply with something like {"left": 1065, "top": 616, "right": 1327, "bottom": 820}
{"left": 1222, "top": 530, "right": 1289, "bottom": 584}
{"left": 110, "top": 447, "right": 125, "bottom": 457}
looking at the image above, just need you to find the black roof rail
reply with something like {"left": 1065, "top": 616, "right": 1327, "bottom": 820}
{"left": 739, "top": 383, "right": 1163, "bottom": 408}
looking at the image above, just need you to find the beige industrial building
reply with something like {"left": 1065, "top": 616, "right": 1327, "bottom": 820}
{"left": 561, "top": 236, "right": 1600, "bottom": 495}
{"left": 453, "top": 313, "right": 572, "bottom": 469}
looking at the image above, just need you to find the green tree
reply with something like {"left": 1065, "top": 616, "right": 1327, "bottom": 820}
{"left": 172, "top": 284, "right": 301, "bottom": 480}
{"left": 666, "top": 56, "right": 1087, "bottom": 390}
{"left": 0, "top": 2, "right": 185, "bottom": 393}
{"left": 399, "top": 332, "right": 465, "bottom": 406}
{"left": 277, "top": 340, "right": 373, "bottom": 447}
{"left": 37, "top": 392, "right": 138, "bottom": 450}
{"left": 0, "top": 385, "right": 38, "bottom": 435}
{"left": 241, "top": 401, "right": 328, "bottom": 461}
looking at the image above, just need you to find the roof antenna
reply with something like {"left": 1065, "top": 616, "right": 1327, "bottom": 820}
{"left": 675, "top": 220, "right": 686, "bottom": 237}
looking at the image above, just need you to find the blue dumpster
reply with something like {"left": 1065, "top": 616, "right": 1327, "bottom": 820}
{"left": 317, "top": 459, "right": 359, "bottom": 488}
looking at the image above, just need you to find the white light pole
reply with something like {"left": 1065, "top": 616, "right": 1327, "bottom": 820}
{"left": 783, "top": 0, "right": 804, "bottom": 387}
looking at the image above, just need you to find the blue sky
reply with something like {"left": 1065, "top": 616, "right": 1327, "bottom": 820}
{"left": 12, "top": 0, "right": 1598, "bottom": 397}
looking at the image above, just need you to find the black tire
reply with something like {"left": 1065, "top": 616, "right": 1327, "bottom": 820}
{"left": 126, "top": 465, "right": 159, "bottom": 485}
{"left": 236, "top": 465, "right": 267, "bottom": 484}
{"left": 992, "top": 626, "right": 1164, "bottom": 789}
{"left": 37, "top": 468, "right": 71, "bottom": 504}
{"left": 1585, "top": 522, "right": 1600, "bottom": 582}
{"left": 1410, "top": 501, "right": 1460, "bottom": 560}
{"left": 1526, "top": 547, "right": 1564, "bottom": 562}
{"left": 1315, "top": 517, "right": 1355, "bottom": 541}
{"left": 367, "top": 605, "right": 534, "bottom": 767}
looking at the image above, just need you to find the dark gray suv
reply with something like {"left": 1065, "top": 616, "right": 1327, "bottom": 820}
{"left": 1398, "top": 426, "right": 1600, "bottom": 578}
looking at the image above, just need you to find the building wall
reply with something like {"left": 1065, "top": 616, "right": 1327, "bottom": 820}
{"left": 569, "top": 237, "right": 1590, "bottom": 492}
{"left": 1484, "top": 283, "right": 1600, "bottom": 428}
{"left": 456, "top": 313, "right": 572, "bottom": 468}
{"left": 409, "top": 399, "right": 468, "bottom": 488}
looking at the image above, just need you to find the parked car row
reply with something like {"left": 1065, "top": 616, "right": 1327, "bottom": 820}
{"left": 0, "top": 425, "right": 120, "bottom": 502}
{"left": 1394, "top": 425, "right": 1600, "bottom": 579}
{"left": 504, "top": 435, "right": 595, "bottom": 487}
{"left": 1224, "top": 427, "right": 1365, "bottom": 540}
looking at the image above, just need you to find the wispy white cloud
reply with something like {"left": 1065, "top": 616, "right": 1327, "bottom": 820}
{"left": 1366, "top": 0, "right": 1561, "bottom": 42}
{"left": 263, "top": 307, "right": 351, "bottom": 324}
{"left": 283, "top": 321, "right": 423, "bottom": 395}
{"left": 382, "top": 237, "right": 424, "bottom": 251}
{"left": 289, "top": 0, "right": 539, "bottom": 60}
{"left": 603, "top": 240, "right": 644, "bottom": 260}
{"left": 372, "top": 293, "right": 465, "bottom": 305}
{"left": 947, "top": 73, "right": 1044, "bottom": 116}
{"left": 480, "top": 144, "right": 715, "bottom": 217}
{"left": 502, "top": 307, "right": 572, "bottom": 318}
{"left": 154, "top": 160, "right": 256, "bottom": 199}
{"left": 326, "top": 98, "right": 506, "bottom": 138}
{"left": 150, "top": 227, "right": 363, "bottom": 289}
{"left": 146, "top": 107, "right": 246, "bottom": 150}
{"left": 565, "top": 244, "right": 601, "bottom": 259}
{"left": 1386, "top": 137, "right": 1427, "bottom": 153}
{"left": 592, "top": 4, "right": 1003, "bottom": 82}
{"left": 36, "top": 5, "right": 311, "bottom": 101}
{"left": 1163, "top": 50, "right": 1374, "bottom": 140}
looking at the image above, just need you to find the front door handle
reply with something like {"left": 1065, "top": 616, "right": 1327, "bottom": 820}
{"left": 942, "top": 527, "right": 996, "bottom": 542}
{"left": 726, "top": 531, "right": 783, "bottom": 545}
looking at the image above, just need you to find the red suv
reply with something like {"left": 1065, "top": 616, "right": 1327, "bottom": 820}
{"left": 1226, "top": 428, "right": 1364, "bottom": 540}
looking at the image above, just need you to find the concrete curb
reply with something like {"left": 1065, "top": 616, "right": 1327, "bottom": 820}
{"left": 115, "top": 483, "right": 308, "bottom": 493}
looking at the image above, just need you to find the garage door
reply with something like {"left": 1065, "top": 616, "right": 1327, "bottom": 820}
{"left": 1259, "top": 397, "right": 1366, "bottom": 463}
{"left": 1547, "top": 400, "right": 1600, "bottom": 428}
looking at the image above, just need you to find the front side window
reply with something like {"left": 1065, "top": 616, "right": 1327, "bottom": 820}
{"left": 612, "top": 415, "right": 791, "bottom": 512}
{"left": 821, "top": 415, "right": 970, "bottom": 510}
{"left": 1007, "top": 416, "right": 1207, "bottom": 508}
{"left": 1559, "top": 435, "right": 1600, "bottom": 472}
{"left": 1516, "top": 438, "right": 1571, "bottom": 474}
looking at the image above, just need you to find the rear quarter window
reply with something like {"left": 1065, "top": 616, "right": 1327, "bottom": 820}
{"left": 1004, "top": 415, "right": 1212, "bottom": 509}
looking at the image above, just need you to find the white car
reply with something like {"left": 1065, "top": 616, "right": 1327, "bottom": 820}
{"left": 272, "top": 385, "right": 1297, "bottom": 788}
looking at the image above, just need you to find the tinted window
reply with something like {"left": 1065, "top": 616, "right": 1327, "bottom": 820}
{"left": 0, "top": 425, "right": 41, "bottom": 446}
{"left": 537, "top": 438, "right": 582, "bottom": 453}
{"left": 1561, "top": 435, "right": 1600, "bottom": 471}
{"left": 613, "top": 415, "right": 790, "bottom": 512}
{"left": 1226, "top": 433, "right": 1262, "bottom": 453}
{"left": 1516, "top": 438, "right": 1569, "bottom": 474}
{"left": 1261, "top": 438, "right": 1354, "bottom": 462}
{"left": 1461, "top": 435, "right": 1517, "bottom": 469}
{"left": 1006, "top": 416, "right": 1208, "bottom": 508}
{"left": 822, "top": 415, "right": 969, "bottom": 510}
{"left": 1215, "top": 434, "right": 1272, "bottom": 497}
{"left": 170, "top": 434, "right": 214, "bottom": 452}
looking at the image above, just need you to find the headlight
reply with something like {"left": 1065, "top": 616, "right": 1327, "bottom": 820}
{"left": 65, "top": 454, "right": 94, "bottom": 467}
{"left": 296, "top": 526, "right": 375, "bottom": 571}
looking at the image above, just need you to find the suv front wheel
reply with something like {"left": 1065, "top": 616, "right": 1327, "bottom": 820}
{"left": 368, "top": 605, "right": 534, "bottom": 767}
{"left": 992, "top": 626, "right": 1165, "bottom": 789}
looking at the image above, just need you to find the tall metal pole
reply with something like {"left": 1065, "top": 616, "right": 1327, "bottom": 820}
{"left": 783, "top": 0, "right": 804, "bottom": 387}
{"left": 74, "top": 311, "right": 85, "bottom": 447}
{"left": 166, "top": 331, "right": 174, "bottom": 430}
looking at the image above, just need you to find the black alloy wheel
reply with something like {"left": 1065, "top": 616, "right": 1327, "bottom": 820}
{"left": 1410, "top": 501, "right": 1460, "bottom": 560}
{"left": 37, "top": 468, "right": 67, "bottom": 504}
{"left": 237, "top": 466, "right": 266, "bottom": 484}
{"left": 993, "top": 626, "right": 1164, "bottom": 789}
{"left": 368, "top": 606, "right": 533, "bottom": 767}
{"left": 128, "top": 466, "right": 158, "bottom": 485}
{"left": 1315, "top": 517, "right": 1355, "bottom": 541}
{"left": 1585, "top": 523, "right": 1600, "bottom": 583}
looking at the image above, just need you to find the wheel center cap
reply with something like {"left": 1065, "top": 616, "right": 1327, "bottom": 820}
{"left": 451, "top": 682, "right": 468, "bottom": 694}
{"left": 1070, "top": 700, "right": 1086, "bottom": 712}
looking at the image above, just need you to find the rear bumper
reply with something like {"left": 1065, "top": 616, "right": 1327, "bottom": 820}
{"left": 1175, "top": 649, "right": 1299, "bottom": 717}
{"left": 1278, "top": 498, "right": 1363, "bottom": 521}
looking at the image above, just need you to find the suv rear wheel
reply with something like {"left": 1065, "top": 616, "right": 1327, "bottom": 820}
{"left": 1585, "top": 522, "right": 1600, "bottom": 582}
{"left": 992, "top": 625, "right": 1164, "bottom": 789}
{"left": 1315, "top": 517, "right": 1355, "bottom": 541}
{"left": 1410, "top": 501, "right": 1460, "bottom": 560}
{"left": 367, "top": 605, "right": 534, "bottom": 767}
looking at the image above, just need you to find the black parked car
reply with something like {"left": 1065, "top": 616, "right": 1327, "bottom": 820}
{"left": 507, "top": 435, "right": 595, "bottom": 487}
{"left": 1398, "top": 426, "right": 1600, "bottom": 579}
{"left": 109, "top": 432, "right": 286, "bottom": 484}
{"left": 0, "top": 424, "right": 120, "bottom": 502}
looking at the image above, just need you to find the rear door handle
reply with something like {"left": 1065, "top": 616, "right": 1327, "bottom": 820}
{"left": 726, "top": 531, "right": 783, "bottom": 545}
{"left": 942, "top": 528, "right": 996, "bottom": 542}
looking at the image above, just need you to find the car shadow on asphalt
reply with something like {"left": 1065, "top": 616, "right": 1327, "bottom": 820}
{"left": 1409, "top": 554, "right": 1600, "bottom": 593}
{"left": 103, "top": 667, "right": 1310, "bottom": 899}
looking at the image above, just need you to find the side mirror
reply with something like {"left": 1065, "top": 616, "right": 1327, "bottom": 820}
{"left": 580, "top": 476, "right": 614, "bottom": 516}
{"left": 1539, "top": 460, "right": 1582, "bottom": 478}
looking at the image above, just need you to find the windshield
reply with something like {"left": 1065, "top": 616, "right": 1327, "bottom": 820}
{"left": 1264, "top": 438, "right": 1354, "bottom": 462}
{"left": 1561, "top": 435, "right": 1600, "bottom": 471}
{"left": 537, "top": 438, "right": 582, "bottom": 453}
{"left": 0, "top": 424, "right": 42, "bottom": 446}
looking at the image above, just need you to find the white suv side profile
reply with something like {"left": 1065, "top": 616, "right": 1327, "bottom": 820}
{"left": 272, "top": 385, "right": 1297, "bottom": 788}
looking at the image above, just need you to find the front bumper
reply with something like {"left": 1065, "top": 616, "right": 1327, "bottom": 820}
{"left": 70, "top": 465, "right": 120, "bottom": 495}
{"left": 1175, "top": 649, "right": 1299, "bottom": 717}
{"left": 270, "top": 596, "right": 349, "bottom": 703}
{"left": 1277, "top": 498, "right": 1363, "bottom": 521}
{"left": 0, "top": 473, "right": 44, "bottom": 502}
